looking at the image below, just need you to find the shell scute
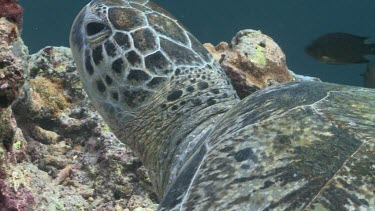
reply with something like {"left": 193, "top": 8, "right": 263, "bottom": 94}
{"left": 160, "top": 38, "right": 202, "bottom": 66}
{"left": 108, "top": 7, "right": 146, "bottom": 31}
{"left": 146, "top": 12, "right": 189, "bottom": 46}
{"left": 145, "top": 51, "right": 172, "bottom": 75}
{"left": 131, "top": 28, "right": 158, "bottom": 54}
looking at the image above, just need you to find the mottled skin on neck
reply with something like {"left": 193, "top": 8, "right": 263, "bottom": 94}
{"left": 70, "top": 0, "right": 239, "bottom": 198}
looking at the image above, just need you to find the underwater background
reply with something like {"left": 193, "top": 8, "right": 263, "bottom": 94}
{"left": 19, "top": 0, "right": 375, "bottom": 87}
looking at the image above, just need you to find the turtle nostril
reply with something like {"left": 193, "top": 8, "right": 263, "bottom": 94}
{"left": 86, "top": 22, "right": 106, "bottom": 36}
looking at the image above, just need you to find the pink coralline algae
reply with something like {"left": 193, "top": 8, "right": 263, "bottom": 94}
{"left": 0, "top": 0, "right": 23, "bottom": 30}
{"left": 0, "top": 179, "right": 35, "bottom": 210}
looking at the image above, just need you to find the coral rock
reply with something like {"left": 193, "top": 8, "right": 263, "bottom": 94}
{"left": 203, "top": 42, "right": 230, "bottom": 62}
{"left": 0, "top": 108, "right": 16, "bottom": 152}
{"left": 28, "top": 46, "right": 85, "bottom": 102}
{"left": 0, "top": 18, "right": 25, "bottom": 110}
{"left": 9, "top": 47, "right": 158, "bottom": 210}
{"left": 205, "top": 29, "right": 293, "bottom": 98}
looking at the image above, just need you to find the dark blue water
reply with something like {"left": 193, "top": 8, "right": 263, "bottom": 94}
{"left": 19, "top": 0, "right": 375, "bottom": 87}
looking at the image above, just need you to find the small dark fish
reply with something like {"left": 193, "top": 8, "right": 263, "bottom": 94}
{"left": 305, "top": 32, "right": 375, "bottom": 64}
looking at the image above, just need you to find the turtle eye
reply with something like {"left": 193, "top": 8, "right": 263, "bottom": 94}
{"left": 86, "top": 22, "right": 107, "bottom": 36}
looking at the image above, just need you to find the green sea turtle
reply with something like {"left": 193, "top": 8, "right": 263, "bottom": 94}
{"left": 70, "top": 0, "right": 375, "bottom": 210}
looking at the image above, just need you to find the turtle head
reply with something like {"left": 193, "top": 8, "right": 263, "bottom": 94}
{"left": 70, "top": 0, "right": 165, "bottom": 127}
{"left": 70, "top": 0, "right": 239, "bottom": 198}
{"left": 70, "top": 0, "right": 238, "bottom": 134}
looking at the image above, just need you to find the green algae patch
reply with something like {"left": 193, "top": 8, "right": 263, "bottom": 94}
{"left": 13, "top": 140, "right": 22, "bottom": 150}
{"left": 248, "top": 45, "right": 266, "bottom": 67}
{"left": 103, "top": 124, "right": 111, "bottom": 132}
{"left": 54, "top": 64, "right": 67, "bottom": 73}
{"left": 30, "top": 77, "right": 70, "bottom": 117}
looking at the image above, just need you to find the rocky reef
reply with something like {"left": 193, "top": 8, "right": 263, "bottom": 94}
{"left": 0, "top": 4, "right": 319, "bottom": 210}
{"left": 204, "top": 29, "right": 319, "bottom": 98}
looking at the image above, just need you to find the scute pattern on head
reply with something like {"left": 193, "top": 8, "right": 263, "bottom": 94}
{"left": 70, "top": 0, "right": 239, "bottom": 199}
{"left": 71, "top": 0, "right": 219, "bottom": 114}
